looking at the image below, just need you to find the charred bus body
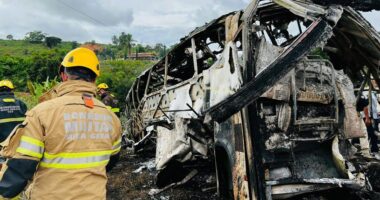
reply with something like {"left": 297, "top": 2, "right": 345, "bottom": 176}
{"left": 125, "top": 0, "right": 380, "bottom": 199}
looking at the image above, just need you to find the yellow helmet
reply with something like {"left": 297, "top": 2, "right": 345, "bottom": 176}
{"left": 97, "top": 83, "right": 109, "bottom": 91}
{"left": 0, "top": 80, "right": 14, "bottom": 89}
{"left": 61, "top": 47, "right": 100, "bottom": 76}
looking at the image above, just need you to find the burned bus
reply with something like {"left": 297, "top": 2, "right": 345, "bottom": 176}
{"left": 124, "top": 0, "right": 380, "bottom": 199}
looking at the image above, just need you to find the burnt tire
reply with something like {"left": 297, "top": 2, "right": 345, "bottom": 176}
{"left": 215, "top": 147, "right": 233, "bottom": 200}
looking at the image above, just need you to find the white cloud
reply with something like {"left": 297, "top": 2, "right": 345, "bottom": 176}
{"left": 0, "top": 0, "right": 378, "bottom": 45}
{"left": 361, "top": 11, "right": 380, "bottom": 30}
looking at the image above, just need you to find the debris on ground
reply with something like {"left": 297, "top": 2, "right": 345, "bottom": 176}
{"left": 149, "top": 169, "right": 198, "bottom": 196}
{"left": 107, "top": 150, "right": 218, "bottom": 200}
{"left": 132, "top": 158, "right": 155, "bottom": 173}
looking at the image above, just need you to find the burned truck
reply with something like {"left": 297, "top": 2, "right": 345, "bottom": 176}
{"left": 125, "top": 0, "right": 380, "bottom": 199}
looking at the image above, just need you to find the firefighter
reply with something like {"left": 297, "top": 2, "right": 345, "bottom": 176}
{"left": 0, "top": 80, "right": 27, "bottom": 143}
{"left": 97, "top": 83, "right": 120, "bottom": 116}
{"left": 0, "top": 47, "right": 122, "bottom": 200}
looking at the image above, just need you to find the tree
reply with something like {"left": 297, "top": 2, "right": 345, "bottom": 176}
{"left": 71, "top": 41, "right": 79, "bottom": 49}
{"left": 112, "top": 35, "right": 119, "bottom": 45}
{"left": 125, "top": 33, "right": 133, "bottom": 57}
{"left": 96, "top": 60, "right": 152, "bottom": 109}
{"left": 99, "top": 47, "right": 116, "bottom": 60}
{"left": 45, "top": 36, "right": 62, "bottom": 48}
{"left": 135, "top": 44, "right": 146, "bottom": 53}
{"left": 27, "top": 50, "right": 65, "bottom": 83}
{"left": 118, "top": 32, "right": 134, "bottom": 59}
{"left": 6, "top": 34, "right": 13, "bottom": 40}
{"left": 118, "top": 32, "right": 128, "bottom": 58}
{"left": 154, "top": 43, "right": 166, "bottom": 58}
{"left": 145, "top": 45, "right": 153, "bottom": 52}
{"left": 25, "top": 31, "right": 46, "bottom": 43}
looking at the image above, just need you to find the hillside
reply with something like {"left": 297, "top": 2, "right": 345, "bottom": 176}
{"left": 0, "top": 39, "right": 153, "bottom": 110}
{"left": 0, "top": 39, "right": 73, "bottom": 57}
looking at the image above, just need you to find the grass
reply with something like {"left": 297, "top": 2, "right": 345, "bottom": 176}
{"left": 14, "top": 92, "right": 37, "bottom": 110}
{"left": 0, "top": 39, "right": 72, "bottom": 57}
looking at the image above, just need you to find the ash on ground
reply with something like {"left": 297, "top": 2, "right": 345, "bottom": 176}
{"left": 107, "top": 150, "right": 218, "bottom": 200}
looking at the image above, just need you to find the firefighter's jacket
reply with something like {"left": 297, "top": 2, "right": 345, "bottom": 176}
{"left": 0, "top": 80, "right": 122, "bottom": 200}
{"left": 100, "top": 92, "right": 120, "bottom": 115}
{"left": 0, "top": 92, "right": 27, "bottom": 143}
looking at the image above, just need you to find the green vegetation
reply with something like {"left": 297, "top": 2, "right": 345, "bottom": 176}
{"left": 112, "top": 32, "right": 134, "bottom": 59}
{"left": 3, "top": 57, "right": 151, "bottom": 110}
{"left": 24, "top": 31, "right": 46, "bottom": 43}
{"left": 45, "top": 36, "right": 62, "bottom": 48}
{"left": 311, "top": 48, "right": 329, "bottom": 59}
{"left": 1, "top": 31, "right": 155, "bottom": 111}
{"left": 0, "top": 46, "right": 68, "bottom": 90}
{"left": 0, "top": 39, "right": 72, "bottom": 57}
{"left": 98, "top": 60, "right": 152, "bottom": 108}
{"left": 15, "top": 92, "right": 35, "bottom": 110}
{"left": 15, "top": 77, "right": 59, "bottom": 109}
{"left": 8, "top": 59, "right": 151, "bottom": 110}
{"left": 108, "top": 32, "right": 168, "bottom": 60}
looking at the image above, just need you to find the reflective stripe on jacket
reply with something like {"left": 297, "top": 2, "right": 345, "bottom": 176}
{"left": 4, "top": 81, "right": 122, "bottom": 200}
{"left": 106, "top": 106, "right": 120, "bottom": 113}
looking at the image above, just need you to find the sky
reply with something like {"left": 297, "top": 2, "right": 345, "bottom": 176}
{"left": 0, "top": 0, "right": 379, "bottom": 46}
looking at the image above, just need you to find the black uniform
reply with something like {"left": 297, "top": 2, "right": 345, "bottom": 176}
{"left": 0, "top": 92, "right": 27, "bottom": 142}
